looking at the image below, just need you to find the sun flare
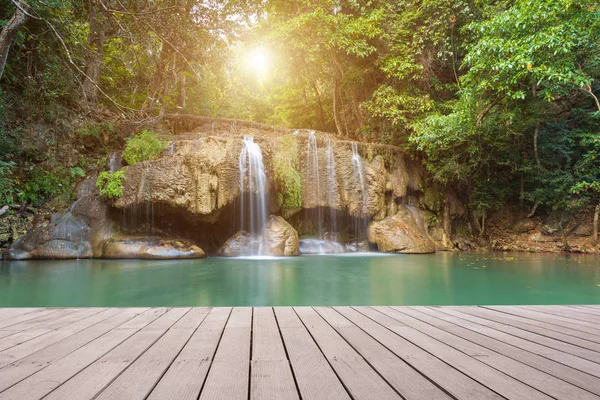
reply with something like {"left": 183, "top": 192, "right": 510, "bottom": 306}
{"left": 248, "top": 47, "right": 270, "bottom": 77}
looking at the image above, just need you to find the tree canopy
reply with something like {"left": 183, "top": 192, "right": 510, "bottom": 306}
{"left": 1, "top": 0, "right": 599, "bottom": 230}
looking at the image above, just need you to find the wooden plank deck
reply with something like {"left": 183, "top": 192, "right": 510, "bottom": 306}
{"left": 0, "top": 306, "right": 598, "bottom": 400}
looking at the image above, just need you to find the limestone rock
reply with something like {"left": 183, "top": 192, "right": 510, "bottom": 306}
{"left": 6, "top": 211, "right": 92, "bottom": 260}
{"left": 219, "top": 231, "right": 257, "bottom": 257}
{"left": 542, "top": 212, "right": 572, "bottom": 235}
{"left": 102, "top": 237, "right": 205, "bottom": 259}
{"left": 572, "top": 223, "right": 593, "bottom": 237}
{"left": 263, "top": 215, "right": 299, "bottom": 256}
{"left": 114, "top": 132, "right": 425, "bottom": 222}
{"left": 220, "top": 216, "right": 299, "bottom": 257}
{"left": 511, "top": 218, "right": 537, "bottom": 233}
{"left": 367, "top": 205, "right": 436, "bottom": 254}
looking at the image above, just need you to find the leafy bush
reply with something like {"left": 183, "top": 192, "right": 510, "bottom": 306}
{"left": 122, "top": 130, "right": 166, "bottom": 165}
{"left": 19, "top": 166, "right": 79, "bottom": 206}
{"left": 0, "top": 161, "right": 17, "bottom": 205}
{"left": 96, "top": 170, "right": 126, "bottom": 199}
{"left": 273, "top": 135, "right": 302, "bottom": 210}
{"left": 75, "top": 122, "right": 115, "bottom": 139}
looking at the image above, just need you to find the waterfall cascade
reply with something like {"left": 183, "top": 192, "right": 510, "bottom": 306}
{"left": 325, "top": 136, "right": 338, "bottom": 235}
{"left": 305, "top": 131, "right": 323, "bottom": 238}
{"left": 351, "top": 142, "right": 367, "bottom": 240}
{"left": 239, "top": 135, "right": 268, "bottom": 254}
{"left": 109, "top": 152, "right": 121, "bottom": 173}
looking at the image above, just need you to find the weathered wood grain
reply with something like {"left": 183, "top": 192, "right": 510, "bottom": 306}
{"left": 0, "top": 306, "right": 597, "bottom": 400}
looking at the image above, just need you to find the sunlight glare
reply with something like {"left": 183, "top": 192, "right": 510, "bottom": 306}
{"left": 248, "top": 47, "right": 270, "bottom": 77}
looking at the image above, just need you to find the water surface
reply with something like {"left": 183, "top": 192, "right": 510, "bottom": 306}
{"left": 1, "top": 252, "right": 599, "bottom": 306}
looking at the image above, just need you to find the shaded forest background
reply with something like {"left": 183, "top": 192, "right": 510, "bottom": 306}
{"left": 0, "top": 0, "right": 599, "bottom": 241}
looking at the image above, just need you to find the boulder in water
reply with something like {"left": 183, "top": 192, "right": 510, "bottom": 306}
{"left": 102, "top": 237, "right": 205, "bottom": 259}
{"left": 263, "top": 215, "right": 299, "bottom": 256}
{"left": 220, "top": 216, "right": 299, "bottom": 257}
{"left": 367, "top": 205, "right": 436, "bottom": 254}
{"left": 219, "top": 231, "right": 258, "bottom": 257}
{"left": 6, "top": 211, "right": 92, "bottom": 260}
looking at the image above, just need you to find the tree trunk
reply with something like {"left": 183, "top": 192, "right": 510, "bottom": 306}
{"left": 467, "top": 205, "right": 481, "bottom": 236}
{"left": 559, "top": 215, "right": 570, "bottom": 251}
{"left": 332, "top": 77, "right": 344, "bottom": 137}
{"left": 533, "top": 122, "right": 540, "bottom": 168}
{"left": 81, "top": 0, "right": 106, "bottom": 104}
{"left": 0, "top": 3, "right": 29, "bottom": 81}
{"left": 178, "top": 71, "right": 186, "bottom": 110}
{"left": 147, "top": 43, "right": 171, "bottom": 111}
{"left": 593, "top": 203, "right": 599, "bottom": 244}
{"left": 479, "top": 208, "right": 486, "bottom": 237}
{"left": 312, "top": 84, "right": 326, "bottom": 130}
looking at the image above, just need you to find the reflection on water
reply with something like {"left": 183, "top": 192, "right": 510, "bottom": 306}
{"left": 1, "top": 252, "right": 599, "bottom": 307}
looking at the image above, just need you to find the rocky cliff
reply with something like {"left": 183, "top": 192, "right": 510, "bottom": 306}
{"left": 5, "top": 118, "right": 437, "bottom": 259}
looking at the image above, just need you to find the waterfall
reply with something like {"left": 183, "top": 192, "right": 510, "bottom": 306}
{"left": 305, "top": 131, "right": 323, "bottom": 238}
{"left": 239, "top": 136, "right": 268, "bottom": 254}
{"left": 140, "top": 162, "right": 154, "bottom": 236}
{"left": 351, "top": 142, "right": 366, "bottom": 213}
{"left": 326, "top": 136, "right": 338, "bottom": 236}
{"left": 351, "top": 142, "right": 367, "bottom": 241}
{"left": 109, "top": 152, "right": 121, "bottom": 173}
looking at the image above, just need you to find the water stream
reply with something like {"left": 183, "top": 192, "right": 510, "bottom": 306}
{"left": 351, "top": 142, "right": 367, "bottom": 240}
{"left": 305, "top": 131, "right": 323, "bottom": 238}
{"left": 239, "top": 136, "right": 268, "bottom": 254}
{"left": 326, "top": 136, "right": 338, "bottom": 236}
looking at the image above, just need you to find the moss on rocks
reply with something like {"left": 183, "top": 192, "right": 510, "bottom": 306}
{"left": 273, "top": 134, "right": 302, "bottom": 210}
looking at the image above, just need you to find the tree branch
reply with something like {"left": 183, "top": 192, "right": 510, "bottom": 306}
{"left": 476, "top": 95, "right": 506, "bottom": 126}
{"left": 581, "top": 84, "right": 600, "bottom": 112}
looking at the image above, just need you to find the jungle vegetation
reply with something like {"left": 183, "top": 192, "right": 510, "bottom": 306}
{"left": 0, "top": 0, "right": 599, "bottom": 238}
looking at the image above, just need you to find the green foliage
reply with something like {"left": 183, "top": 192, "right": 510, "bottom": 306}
{"left": 74, "top": 122, "right": 115, "bottom": 139}
{"left": 18, "top": 166, "right": 81, "bottom": 206}
{"left": 96, "top": 170, "right": 126, "bottom": 199}
{"left": 273, "top": 135, "right": 302, "bottom": 210}
{"left": 122, "top": 130, "right": 166, "bottom": 165}
{"left": 0, "top": 161, "right": 17, "bottom": 205}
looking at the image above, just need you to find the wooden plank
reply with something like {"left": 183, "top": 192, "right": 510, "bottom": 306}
{"left": 356, "top": 307, "right": 551, "bottom": 400}
{"left": 295, "top": 307, "right": 400, "bottom": 400}
{"left": 484, "top": 306, "right": 600, "bottom": 337}
{"left": 0, "top": 309, "right": 127, "bottom": 393}
{"left": 0, "top": 308, "right": 83, "bottom": 335}
{"left": 0, "top": 309, "right": 91, "bottom": 351}
{"left": 565, "top": 306, "right": 600, "bottom": 317}
{"left": 473, "top": 308, "right": 600, "bottom": 363}
{"left": 147, "top": 308, "right": 231, "bottom": 400}
{"left": 0, "top": 308, "right": 110, "bottom": 369}
{"left": 199, "top": 307, "right": 252, "bottom": 400}
{"left": 274, "top": 307, "right": 351, "bottom": 400}
{"left": 0, "top": 308, "right": 151, "bottom": 400}
{"left": 0, "top": 309, "right": 43, "bottom": 325}
{"left": 418, "top": 306, "right": 600, "bottom": 396}
{"left": 0, "top": 309, "right": 62, "bottom": 330}
{"left": 436, "top": 307, "right": 600, "bottom": 378}
{"left": 520, "top": 306, "right": 600, "bottom": 326}
{"left": 250, "top": 307, "right": 299, "bottom": 400}
{"left": 575, "top": 306, "right": 600, "bottom": 314}
{"left": 94, "top": 308, "right": 208, "bottom": 400}
{"left": 334, "top": 307, "right": 502, "bottom": 400}
{"left": 456, "top": 306, "right": 600, "bottom": 347}
{"left": 315, "top": 307, "right": 451, "bottom": 400}
{"left": 43, "top": 308, "right": 185, "bottom": 400}
{"left": 398, "top": 306, "right": 600, "bottom": 399}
